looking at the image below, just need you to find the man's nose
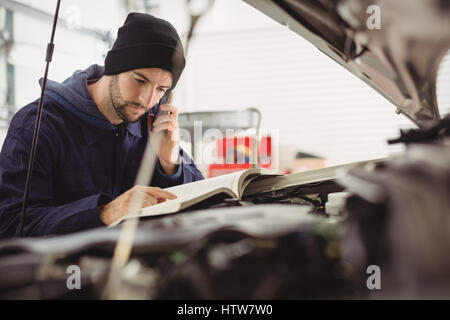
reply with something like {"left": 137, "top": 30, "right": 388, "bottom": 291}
{"left": 139, "top": 86, "right": 157, "bottom": 108}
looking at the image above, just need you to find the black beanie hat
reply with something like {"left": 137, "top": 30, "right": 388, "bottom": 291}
{"left": 104, "top": 12, "right": 185, "bottom": 89}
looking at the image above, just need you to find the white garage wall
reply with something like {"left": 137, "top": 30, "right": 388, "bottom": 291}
{"left": 167, "top": 0, "right": 450, "bottom": 169}
{"left": 11, "top": 13, "right": 104, "bottom": 107}
{"left": 184, "top": 27, "right": 415, "bottom": 168}
{"left": 0, "top": 0, "right": 127, "bottom": 149}
{"left": 0, "top": 8, "right": 10, "bottom": 146}
{"left": 437, "top": 52, "right": 450, "bottom": 118}
{"left": 1, "top": 0, "right": 449, "bottom": 171}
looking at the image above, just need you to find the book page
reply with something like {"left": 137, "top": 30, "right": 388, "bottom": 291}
{"left": 243, "top": 158, "right": 385, "bottom": 196}
{"left": 238, "top": 168, "right": 279, "bottom": 195}
{"left": 108, "top": 169, "right": 255, "bottom": 227}
{"left": 165, "top": 169, "right": 250, "bottom": 200}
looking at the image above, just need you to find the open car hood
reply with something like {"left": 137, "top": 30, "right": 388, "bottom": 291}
{"left": 242, "top": 0, "right": 450, "bottom": 127}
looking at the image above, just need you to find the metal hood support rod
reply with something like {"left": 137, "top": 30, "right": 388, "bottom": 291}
{"left": 19, "top": 0, "right": 61, "bottom": 237}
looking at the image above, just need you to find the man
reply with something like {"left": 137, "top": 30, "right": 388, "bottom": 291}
{"left": 0, "top": 13, "right": 204, "bottom": 238}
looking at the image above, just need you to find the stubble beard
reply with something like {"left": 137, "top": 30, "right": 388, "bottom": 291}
{"left": 108, "top": 75, "right": 145, "bottom": 123}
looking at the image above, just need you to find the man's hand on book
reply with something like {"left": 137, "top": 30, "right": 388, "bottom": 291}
{"left": 148, "top": 92, "right": 180, "bottom": 175}
{"left": 98, "top": 185, "right": 177, "bottom": 226}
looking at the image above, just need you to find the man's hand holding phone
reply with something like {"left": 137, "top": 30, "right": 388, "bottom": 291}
{"left": 148, "top": 92, "right": 180, "bottom": 175}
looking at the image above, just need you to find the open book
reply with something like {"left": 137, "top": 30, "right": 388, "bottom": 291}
{"left": 109, "top": 159, "right": 383, "bottom": 227}
{"left": 109, "top": 168, "right": 270, "bottom": 227}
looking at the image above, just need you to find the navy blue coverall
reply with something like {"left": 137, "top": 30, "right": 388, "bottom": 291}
{"left": 0, "top": 65, "right": 203, "bottom": 237}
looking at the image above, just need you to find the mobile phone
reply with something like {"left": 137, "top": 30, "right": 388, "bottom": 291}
{"left": 154, "top": 89, "right": 172, "bottom": 117}
{"left": 150, "top": 89, "right": 172, "bottom": 131}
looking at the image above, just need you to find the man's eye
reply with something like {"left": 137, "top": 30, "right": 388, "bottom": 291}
{"left": 135, "top": 78, "right": 145, "bottom": 84}
{"left": 158, "top": 88, "right": 167, "bottom": 93}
